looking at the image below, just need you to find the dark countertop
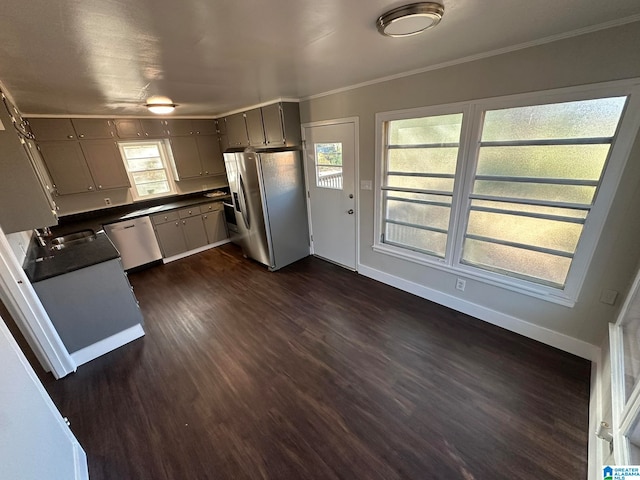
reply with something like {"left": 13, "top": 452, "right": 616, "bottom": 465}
{"left": 26, "top": 190, "right": 231, "bottom": 282}
{"left": 114, "top": 194, "right": 230, "bottom": 222}
{"left": 52, "top": 190, "right": 230, "bottom": 236}
{"left": 24, "top": 232, "right": 120, "bottom": 283}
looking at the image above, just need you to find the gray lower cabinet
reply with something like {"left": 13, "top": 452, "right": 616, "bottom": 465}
{"left": 151, "top": 202, "right": 229, "bottom": 258}
{"left": 182, "top": 216, "right": 208, "bottom": 250}
{"left": 32, "top": 258, "right": 143, "bottom": 354}
{"left": 153, "top": 219, "right": 187, "bottom": 257}
{"left": 202, "top": 209, "right": 227, "bottom": 244}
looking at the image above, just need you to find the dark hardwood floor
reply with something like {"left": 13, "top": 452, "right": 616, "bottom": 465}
{"left": 36, "top": 244, "right": 589, "bottom": 479}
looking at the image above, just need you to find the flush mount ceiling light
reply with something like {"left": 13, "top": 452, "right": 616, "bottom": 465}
{"left": 145, "top": 95, "right": 177, "bottom": 114}
{"left": 377, "top": 2, "right": 444, "bottom": 37}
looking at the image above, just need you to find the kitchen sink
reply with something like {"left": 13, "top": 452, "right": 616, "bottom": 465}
{"left": 50, "top": 230, "right": 97, "bottom": 249}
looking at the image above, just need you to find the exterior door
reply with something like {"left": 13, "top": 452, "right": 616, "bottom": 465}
{"left": 303, "top": 120, "right": 357, "bottom": 270}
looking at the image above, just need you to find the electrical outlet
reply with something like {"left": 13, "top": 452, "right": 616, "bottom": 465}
{"left": 456, "top": 278, "right": 466, "bottom": 291}
{"left": 104, "top": 198, "right": 112, "bottom": 206}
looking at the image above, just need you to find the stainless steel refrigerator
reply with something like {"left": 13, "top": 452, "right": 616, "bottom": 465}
{"left": 223, "top": 149, "right": 310, "bottom": 271}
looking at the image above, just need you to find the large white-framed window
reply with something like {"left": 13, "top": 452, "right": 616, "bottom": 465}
{"left": 374, "top": 81, "right": 640, "bottom": 306}
{"left": 118, "top": 140, "right": 176, "bottom": 201}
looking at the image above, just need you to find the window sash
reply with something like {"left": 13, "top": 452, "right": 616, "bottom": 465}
{"left": 374, "top": 81, "right": 640, "bottom": 304}
{"left": 118, "top": 140, "right": 176, "bottom": 201}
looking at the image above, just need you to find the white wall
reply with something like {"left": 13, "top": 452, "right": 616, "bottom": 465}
{"left": 300, "top": 22, "right": 640, "bottom": 348}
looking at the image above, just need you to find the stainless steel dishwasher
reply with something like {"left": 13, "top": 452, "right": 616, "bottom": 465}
{"left": 103, "top": 216, "right": 163, "bottom": 270}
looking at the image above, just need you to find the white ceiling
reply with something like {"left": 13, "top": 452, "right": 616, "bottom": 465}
{"left": 1, "top": 0, "right": 639, "bottom": 117}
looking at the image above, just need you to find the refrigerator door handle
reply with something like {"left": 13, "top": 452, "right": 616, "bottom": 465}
{"left": 238, "top": 174, "right": 251, "bottom": 229}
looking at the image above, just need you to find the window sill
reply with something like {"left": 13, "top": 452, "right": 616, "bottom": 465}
{"left": 371, "top": 243, "right": 576, "bottom": 308}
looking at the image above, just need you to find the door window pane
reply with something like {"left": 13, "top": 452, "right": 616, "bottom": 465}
{"left": 315, "top": 143, "right": 343, "bottom": 190}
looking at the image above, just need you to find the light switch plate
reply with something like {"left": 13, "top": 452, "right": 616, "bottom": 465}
{"left": 360, "top": 180, "right": 372, "bottom": 190}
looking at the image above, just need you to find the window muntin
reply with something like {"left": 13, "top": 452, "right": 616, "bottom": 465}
{"left": 376, "top": 89, "right": 634, "bottom": 300}
{"left": 382, "top": 113, "right": 463, "bottom": 258}
{"left": 118, "top": 141, "right": 176, "bottom": 201}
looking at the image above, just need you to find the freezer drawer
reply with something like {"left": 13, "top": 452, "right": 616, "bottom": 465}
{"left": 104, "top": 216, "right": 162, "bottom": 270}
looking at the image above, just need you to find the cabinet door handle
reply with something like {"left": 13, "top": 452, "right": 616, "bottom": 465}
{"left": 67, "top": 135, "right": 74, "bottom": 139}
{"left": 79, "top": 134, "right": 85, "bottom": 138}
{"left": 88, "top": 186, "right": 93, "bottom": 190}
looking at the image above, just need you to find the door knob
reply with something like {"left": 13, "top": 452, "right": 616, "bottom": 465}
{"left": 347, "top": 209, "right": 354, "bottom": 215}
{"left": 348, "top": 194, "right": 353, "bottom": 199}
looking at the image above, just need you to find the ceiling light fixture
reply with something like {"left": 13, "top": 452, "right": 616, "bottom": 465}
{"left": 145, "top": 95, "right": 177, "bottom": 114}
{"left": 376, "top": 2, "right": 444, "bottom": 38}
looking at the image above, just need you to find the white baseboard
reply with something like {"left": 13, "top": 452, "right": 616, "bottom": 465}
{"left": 71, "top": 324, "right": 145, "bottom": 367}
{"left": 163, "top": 239, "right": 230, "bottom": 264}
{"left": 358, "top": 264, "right": 600, "bottom": 361}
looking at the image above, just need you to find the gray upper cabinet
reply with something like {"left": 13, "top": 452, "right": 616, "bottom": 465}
{"left": 71, "top": 119, "right": 115, "bottom": 139}
{"left": 216, "top": 118, "right": 227, "bottom": 135}
{"left": 165, "top": 119, "right": 194, "bottom": 136}
{"left": 140, "top": 119, "right": 167, "bottom": 138}
{"left": 245, "top": 108, "right": 266, "bottom": 146}
{"left": 196, "top": 135, "right": 225, "bottom": 176}
{"left": 192, "top": 119, "right": 217, "bottom": 136}
{"left": 217, "top": 102, "right": 301, "bottom": 151}
{"left": 262, "top": 102, "right": 301, "bottom": 147}
{"left": 79, "top": 140, "right": 130, "bottom": 190}
{"left": 225, "top": 113, "right": 249, "bottom": 148}
{"left": 170, "top": 136, "right": 201, "bottom": 179}
{"left": 28, "top": 118, "right": 77, "bottom": 141}
{"left": 0, "top": 96, "right": 58, "bottom": 232}
{"left": 114, "top": 119, "right": 143, "bottom": 138}
{"left": 171, "top": 135, "right": 225, "bottom": 180}
{"left": 38, "top": 141, "right": 96, "bottom": 195}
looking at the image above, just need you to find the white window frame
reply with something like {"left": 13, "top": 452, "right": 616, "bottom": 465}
{"left": 374, "top": 79, "right": 640, "bottom": 307}
{"left": 118, "top": 140, "right": 177, "bottom": 202}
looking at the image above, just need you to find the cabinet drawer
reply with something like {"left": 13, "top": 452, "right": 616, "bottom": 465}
{"left": 200, "top": 202, "right": 222, "bottom": 214}
{"left": 178, "top": 207, "right": 200, "bottom": 218}
{"left": 151, "top": 210, "right": 179, "bottom": 225}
